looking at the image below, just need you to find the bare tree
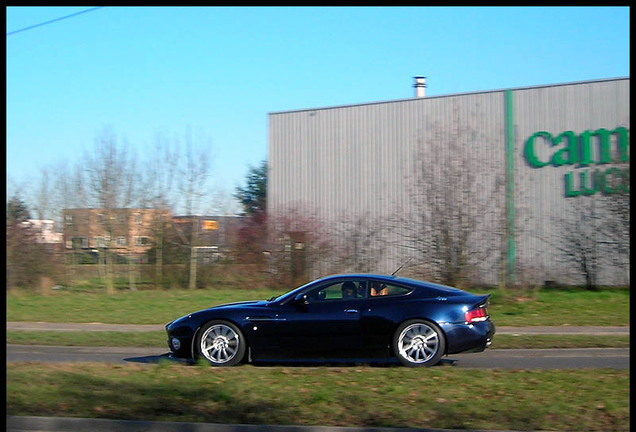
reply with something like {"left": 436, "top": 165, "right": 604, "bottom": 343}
{"left": 85, "top": 129, "right": 138, "bottom": 210}
{"left": 551, "top": 191, "right": 629, "bottom": 289}
{"left": 48, "top": 161, "right": 90, "bottom": 286}
{"left": 329, "top": 211, "right": 385, "bottom": 274}
{"left": 178, "top": 129, "right": 213, "bottom": 216}
{"left": 175, "top": 129, "right": 215, "bottom": 289}
{"left": 602, "top": 164, "right": 630, "bottom": 282}
{"left": 551, "top": 197, "right": 603, "bottom": 290}
{"left": 6, "top": 195, "right": 55, "bottom": 291}
{"left": 31, "top": 167, "right": 53, "bottom": 221}
{"left": 52, "top": 161, "right": 90, "bottom": 211}
{"left": 83, "top": 129, "right": 139, "bottom": 293}
{"left": 139, "top": 134, "right": 181, "bottom": 288}
{"left": 267, "top": 206, "right": 333, "bottom": 288}
{"left": 398, "top": 105, "right": 505, "bottom": 288}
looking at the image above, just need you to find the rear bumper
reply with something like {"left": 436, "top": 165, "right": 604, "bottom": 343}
{"left": 442, "top": 320, "right": 496, "bottom": 354}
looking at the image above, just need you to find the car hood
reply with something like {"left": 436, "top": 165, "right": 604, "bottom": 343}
{"left": 203, "top": 300, "right": 269, "bottom": 311}
{"left": 166, "top": 300, "right": 270, "bottom": 329}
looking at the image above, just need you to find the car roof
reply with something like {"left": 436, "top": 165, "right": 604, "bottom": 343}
{"left": 315, "top": 273, "right": 395, "bottom": 282}
{"left": 314, "top": 273, "right": 465, "bottom": 293}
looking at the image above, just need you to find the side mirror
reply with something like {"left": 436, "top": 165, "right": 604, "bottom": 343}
{"left": 294, "top": 293, "right": 309, "bottom": 307}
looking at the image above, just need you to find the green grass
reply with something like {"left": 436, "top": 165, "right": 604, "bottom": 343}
{"left": 6, "top": 331, "right": 167, "bottom": 347}
{"left": 6, "top": 287, "right": 283, "bottom": 324}
{"left": 7, "top": 286, "right": 630, "bottom": 326}
{"left": 486, "top": 288, "right": 630, "bottom": 326}
{"left": 491, "top": 334, "right": 630, "bottom": 349}
{"left": 6, "top": 362, "right": 629, "bottom": 431}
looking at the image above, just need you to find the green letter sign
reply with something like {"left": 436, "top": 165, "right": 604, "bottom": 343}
{"left": 525, "top": 127, "right": 630, "bottom": 197}
{"left": 524, "top": 131, "right": 551, "bottom": 168}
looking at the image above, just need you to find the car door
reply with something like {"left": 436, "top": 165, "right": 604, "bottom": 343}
{"left": 274, "top": 279, "right": 367, "bottom": 359}
{"left": 360, "top": 280, "right": 415, "bottom": 354}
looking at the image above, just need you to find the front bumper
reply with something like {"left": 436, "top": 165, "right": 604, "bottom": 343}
{"left": 166, "top": 321, "right": 197, "bottom": 359}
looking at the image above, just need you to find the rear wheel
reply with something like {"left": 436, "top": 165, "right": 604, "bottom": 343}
{"left": 393, "top": 320, "right": 445, "bottom": 367}
{"left": 195, "top": 320, "right": 246, "bottom": 366}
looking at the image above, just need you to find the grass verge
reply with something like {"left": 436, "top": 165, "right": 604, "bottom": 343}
{"left": 6, "top": 331, "right": 167, "bottom": 348}
{"left": 6, "top": 288, "right": 282, "bottom": 324}
{"left": 490, "top": 334, "right": 630, "bottom": 349}
{"left": 6, "top": 362, "right": 629, "bottom": 431}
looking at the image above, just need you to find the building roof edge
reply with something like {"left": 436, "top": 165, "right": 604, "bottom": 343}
{"left": 268, "top": 76, "right": 630, "bottom": 116}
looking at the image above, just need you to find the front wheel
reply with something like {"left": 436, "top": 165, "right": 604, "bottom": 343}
{"left": 393, "top": 320, "right": 445, "bottom": 367}
{"left": 195, "top": 320, "right": 246, "bottom": 366}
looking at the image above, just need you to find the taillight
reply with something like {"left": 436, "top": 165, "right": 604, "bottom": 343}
{"left": 465, "top": 306, "right": 488, "bottom": 323}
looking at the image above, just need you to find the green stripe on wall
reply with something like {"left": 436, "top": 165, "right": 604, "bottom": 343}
{"left": 505, "top": 90, "right": 515, "bottom": 284}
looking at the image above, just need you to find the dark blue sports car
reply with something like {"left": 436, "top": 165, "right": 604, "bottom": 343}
{"left": 165, "top": 274, "right": 495, "bottom": 367}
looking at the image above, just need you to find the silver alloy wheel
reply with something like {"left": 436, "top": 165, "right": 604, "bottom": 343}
{"left": 200, "top": 323, "right": 240, "bottom": 364}
{"left": 397, "top": 322, "right": 440, "bottom": 364}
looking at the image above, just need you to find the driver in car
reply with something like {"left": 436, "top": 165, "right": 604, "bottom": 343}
{"left": 342, "top": 281, "right": 357, "bottom": 299}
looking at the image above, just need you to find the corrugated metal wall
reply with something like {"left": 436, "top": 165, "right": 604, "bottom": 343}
{"left": 512, "top": 78, "right": 630, "bottom": 285}
{"left": 269, "top": 78, "right": 630, "bottom": 285}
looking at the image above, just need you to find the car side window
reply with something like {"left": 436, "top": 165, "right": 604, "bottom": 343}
{"left": 369, "top": 281, "right": 411, "bottom": 297}
{"left": 307, "top": 281, "right": 367, "bottom": 302}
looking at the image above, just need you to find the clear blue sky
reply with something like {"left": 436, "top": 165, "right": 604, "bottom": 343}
{"left": 6, "top": 6, "right": 630, "bottom": 211}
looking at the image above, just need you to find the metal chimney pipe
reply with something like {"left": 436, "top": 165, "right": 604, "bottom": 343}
{"left": 414, "top": 76, "right": 426, "bottom": 98}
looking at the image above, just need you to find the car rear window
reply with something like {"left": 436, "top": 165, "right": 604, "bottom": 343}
{"left": 369, "top": 281, "right": 412, "bottom": 297}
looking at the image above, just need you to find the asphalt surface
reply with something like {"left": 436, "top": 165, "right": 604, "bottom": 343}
{"left": 6, "top": 344, "right": 630, "bottom": 369}
{"left": 6, "top": 322, "right": 630, "bottom": 369}
{"left": 6, "top": 416, "right": 552, "bottom": 432}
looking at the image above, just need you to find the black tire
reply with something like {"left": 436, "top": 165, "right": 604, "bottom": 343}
{"left": 195, "top": 320, "right": 246, "bottom": 366}
{"left": 392, "top": 319, "right": 445, "bottom": 367}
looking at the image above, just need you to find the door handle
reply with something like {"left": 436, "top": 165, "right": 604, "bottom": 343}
{"left": 345, "top": 309, "right": 359, "bottom": 314}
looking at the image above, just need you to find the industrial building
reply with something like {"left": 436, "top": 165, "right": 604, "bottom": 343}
{"left": 268, "top": 77, "right": 630, "bottom": 286}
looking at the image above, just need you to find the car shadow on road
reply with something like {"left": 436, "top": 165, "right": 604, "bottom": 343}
{"left": 123, "top": 353, "right": 459, "bottom": 368}
{"left": 123, "top": 353, "right": 191, "bottom": 365}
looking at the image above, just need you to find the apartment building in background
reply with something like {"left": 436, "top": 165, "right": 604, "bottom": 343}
{"left": 63, "top": 209, "right": 241, "bottom": 263}
{"left": 171, "top": 215, "right": 241, "bottom": 263}
{"left": 63, "top": 208, "right": 170, "bottom": 260}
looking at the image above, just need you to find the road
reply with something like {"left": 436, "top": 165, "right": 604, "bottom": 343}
{"left": 6, "top": 322, "right": 630, "bottom": 369}
{"left": 6, "top": 415, "right": 546, "bottom": 432}
{"left": 6, "top": 344, "right": 630, "bottom": 369}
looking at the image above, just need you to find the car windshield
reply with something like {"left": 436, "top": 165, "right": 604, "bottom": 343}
{"left": 267, "top": 280, "right": 316, "bottom": 303}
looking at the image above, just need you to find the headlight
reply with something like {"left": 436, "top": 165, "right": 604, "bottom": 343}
{"left": 170, "top": 337, "right": 181, "bottom": 351}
